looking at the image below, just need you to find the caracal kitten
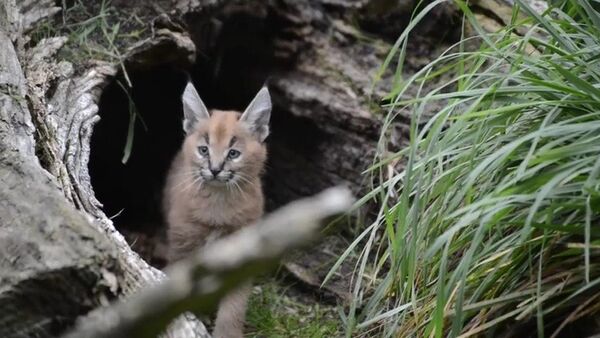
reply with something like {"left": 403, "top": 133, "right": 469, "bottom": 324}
{"left": 164, "top": 81, "right": 271, "bottom": 338}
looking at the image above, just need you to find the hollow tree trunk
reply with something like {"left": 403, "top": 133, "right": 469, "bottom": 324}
{"left": 0, "top": 0, "right": 467, "bottom": 337}
{"left": 0, "top": 1, "right": 207, "bottom": 337}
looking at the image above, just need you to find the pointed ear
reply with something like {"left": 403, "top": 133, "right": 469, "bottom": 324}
{"left": 240, "top": 87, "right": 271, "bottom": 142}
{"left": 182, "top": 82, "right": 210, "bottom": 133}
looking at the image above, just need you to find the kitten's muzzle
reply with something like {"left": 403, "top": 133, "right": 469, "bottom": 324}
{"left": 202, "top": 169, "right": 233, "bottom": 183}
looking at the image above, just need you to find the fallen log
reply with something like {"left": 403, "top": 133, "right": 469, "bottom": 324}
{"left": 1, "top": 0, "right": 208, "bottom": 337}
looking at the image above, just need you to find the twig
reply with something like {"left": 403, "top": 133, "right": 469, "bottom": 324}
{"left": 62, "top": 186, "right": 354, "bottom": 338}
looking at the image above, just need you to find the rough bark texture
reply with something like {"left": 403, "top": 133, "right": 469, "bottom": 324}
{"left": 0, "top": 2, "right": 121, "bottom": 337}
{"left": 1, "top": 0, "right": 208, "bottom": 337}
{"left": 0, "top": 149, "right": 118, "bottom": 338}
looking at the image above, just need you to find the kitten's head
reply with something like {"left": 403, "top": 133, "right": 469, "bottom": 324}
{"left": 179, "top": 82, "right": 270, "bottom": 188}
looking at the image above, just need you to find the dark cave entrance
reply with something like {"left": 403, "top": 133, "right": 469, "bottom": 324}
{"left": 90, "top": 66, "right": 186, "bottom": 267}
{"left": 89, "top": 4, "right": 327, "bottom": 267}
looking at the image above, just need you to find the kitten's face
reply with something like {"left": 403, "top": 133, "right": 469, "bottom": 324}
{"left": 182, "top": 110, "right": 267, "bottom": 187}
{"left": 179, "top": 82, "right": 271, "bottom": 189}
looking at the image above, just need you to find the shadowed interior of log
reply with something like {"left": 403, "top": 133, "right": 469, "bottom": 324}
{"left": 90, "top": 66, "right": 184, "bottom": 268}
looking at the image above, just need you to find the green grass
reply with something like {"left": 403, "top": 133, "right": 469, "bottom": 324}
{"left": 246, "top": 280, "right": 341, "bottom": 338}
{"left": 30, "top": 0, "right": 146, "bottom": 69}
{"left": 327, "top": 0, "right": 600, "bottom": 337}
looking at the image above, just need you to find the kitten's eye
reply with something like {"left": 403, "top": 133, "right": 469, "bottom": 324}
{"left": 198, "top": 146, "right": 209, "bottom": 156}
{"left": 228, "top": 149, "right": 241, "bottom": 159}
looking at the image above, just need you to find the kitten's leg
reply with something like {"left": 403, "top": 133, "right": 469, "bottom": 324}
{"left": 167, "top": 221, "right": 209, "bottom": 263}
{"left": 212, "top": 282, "right": 252, "bottom": 338}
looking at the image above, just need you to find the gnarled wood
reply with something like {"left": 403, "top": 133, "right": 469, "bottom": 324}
{"left": 0, "top": 4, "right": 120, "bottom": 337}
{"left": 1, "top": 0, "right": 208, "bottom": 337}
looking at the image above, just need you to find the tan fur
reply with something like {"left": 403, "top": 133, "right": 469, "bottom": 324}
{"left": 212, "top": 283, "right": 252, "bottom": 338}
{"left": 164, "top": 107, "right": 267, "bottom": 338}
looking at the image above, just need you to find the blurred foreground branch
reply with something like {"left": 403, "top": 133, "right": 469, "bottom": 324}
{"left": 63, "top": 187, "right": 353, "bottom": 338}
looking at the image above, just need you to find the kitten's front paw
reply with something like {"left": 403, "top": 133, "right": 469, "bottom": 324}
{"left": 212, "top": 326, "right": 244, "bottom": 338}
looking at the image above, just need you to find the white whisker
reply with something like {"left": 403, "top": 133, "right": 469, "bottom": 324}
{"left": 236, "top": 174, "right": 257, "bottom": 190}
{"left": 180, "top": 173, "right": 204, "bottom": 194}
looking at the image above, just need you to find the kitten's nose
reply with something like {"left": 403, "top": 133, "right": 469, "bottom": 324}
{"left": 210, "top": 168, "right": 221, "bottom": 177}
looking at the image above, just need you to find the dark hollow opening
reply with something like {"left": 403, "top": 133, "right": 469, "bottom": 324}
{"left": 90, "top": 66, "right": 188, "bottom": 266}
{"left": 89, "top": 4, "right": 328, "bottom": 266}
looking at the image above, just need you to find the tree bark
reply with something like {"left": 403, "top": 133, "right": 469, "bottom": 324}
{"left": 1, "top": 1, "right": 208, "bottom": 337}
{"left": 0, "top": 2, "right": 120, "bottom": 337}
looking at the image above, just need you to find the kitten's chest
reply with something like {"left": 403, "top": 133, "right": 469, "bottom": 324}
{"left": 188, "top": 191, "right": 262, "bottom": 228}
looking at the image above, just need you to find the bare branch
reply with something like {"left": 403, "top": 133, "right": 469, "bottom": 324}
{"left": 63, "top": 186, "right": 354, "bottom": 338}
